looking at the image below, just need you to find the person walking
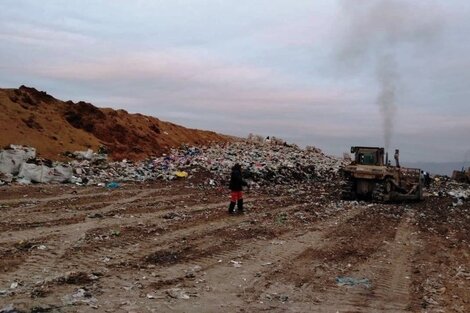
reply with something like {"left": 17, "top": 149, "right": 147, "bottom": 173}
{"left": 228, "top": 163, "right": 247, "bottom": 214}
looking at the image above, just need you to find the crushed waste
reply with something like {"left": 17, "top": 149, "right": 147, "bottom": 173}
{"left": 1, "top": 141, "right": 469, "bottom": 205}
{"left": 0, "top": 140, "right": 345, "bottom": 187}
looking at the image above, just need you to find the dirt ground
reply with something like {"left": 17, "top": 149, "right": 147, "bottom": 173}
{"left": 0, "top": 179, "right": 469, "bottom": 312}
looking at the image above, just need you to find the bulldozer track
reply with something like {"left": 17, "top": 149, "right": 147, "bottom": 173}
{"left": 0, "top": 183, "right": 468, "bottom": 312}
{"left": 0, "top": 192, "right": 298, "bottom": 294}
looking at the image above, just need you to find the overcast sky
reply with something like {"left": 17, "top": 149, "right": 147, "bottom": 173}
{"left": 1, "top": 0, "right": 469, "bottom": 162}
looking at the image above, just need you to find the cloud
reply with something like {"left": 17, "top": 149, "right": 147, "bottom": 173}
{"left": 0, "top": 22, "right": 96, "bottom": 47}
{"left": 1, "top": 0, "right": 469, "bottom": 162}
{"left": 34, "top": 50, "right": 271, "bottom": 83}
{"left": 27, "top": 49, "right": 361, "bottom": 113}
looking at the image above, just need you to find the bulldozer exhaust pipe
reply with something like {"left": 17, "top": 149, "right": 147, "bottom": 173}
{"left": 385, "top": 152, "right": 389, "bottom": 166}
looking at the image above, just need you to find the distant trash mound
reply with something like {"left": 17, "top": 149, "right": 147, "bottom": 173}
{"left": 0, "top": 140, "right": 345, "bottom": 187}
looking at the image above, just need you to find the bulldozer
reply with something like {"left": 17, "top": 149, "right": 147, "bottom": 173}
{"left": 452, "top": 167, "right": 470, "bottom": 183}
{"left": 341, "top": 146, "right": 423, "bottom": 202}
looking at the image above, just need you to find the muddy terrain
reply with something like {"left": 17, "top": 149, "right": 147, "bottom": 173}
{"left": 0, "top": 180, "right": 469, "bottom": 312}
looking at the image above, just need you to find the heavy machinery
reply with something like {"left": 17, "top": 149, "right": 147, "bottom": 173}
{"left": 452, "top": 167, "right": 470, "bottom": 183}
{"left": 341, "top": 146, "right": 423, "bottom": 202}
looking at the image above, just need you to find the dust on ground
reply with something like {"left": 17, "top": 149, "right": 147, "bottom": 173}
{"left": 0, "top": 180, "right": 468, "bottom": 312}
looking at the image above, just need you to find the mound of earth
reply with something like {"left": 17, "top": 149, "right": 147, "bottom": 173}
{"left": 0, "top": 86, "right": 232, "bottom": 160}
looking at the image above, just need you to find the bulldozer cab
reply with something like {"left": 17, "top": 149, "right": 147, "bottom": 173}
{"left": 452, "top": 167, "right": 470, "bottom": 183}
{"left": 342, "top": 146, "right": 423, "bottom": 202}
{"left": 351, "top": 146, "right": 384, "bottom": 166}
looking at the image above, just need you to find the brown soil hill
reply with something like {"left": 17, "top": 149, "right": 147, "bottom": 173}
{"left": 0, "top": 86, "right": 232, "bottom": 160}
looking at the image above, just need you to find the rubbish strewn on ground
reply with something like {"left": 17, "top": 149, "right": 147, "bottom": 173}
{"left": 0, "top": 139, "right": 345, "bottom": 186}
{"left": 62, "top": 288, "right": 98, "bottom": 307}
{"left": 336, "top": 276, "right": 372, "bottom": 288}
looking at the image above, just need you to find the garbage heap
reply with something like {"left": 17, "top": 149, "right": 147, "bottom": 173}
{"left": 0, "top": 141, "right": 345, "bottom": 186}
{"left": 427, "top": 175, "right": 470, "bottom": 206}
{"left": 0, "top": 145, "right": 73, "bottom": 185}
{"left": 0, "top": 145, "right": 110, "bottom": 185}
{"left": 69, "top": 141, "right": 345, "bottom": 186}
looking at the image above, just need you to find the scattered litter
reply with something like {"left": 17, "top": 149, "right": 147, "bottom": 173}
{"left": 423, "top": 295, "right": 439, "bottom": 305}
{"left": 165, "top": 288, "right": 193, "bottom": 300}
{"left": 162, "top": 212, "right": 185, "bottom": 220}
{"left": 336, "top": 276, "right": 371, "bottom": 288}
{"left": 455, "top": 266, "right": 470, "bottom": 279}
{"left": 0, "top": 304, "right": 18, "bottom": 313}
{"left": 9, "top": 282, "right": 18, "bottom": 290}
{"left": 62, "top": 288, "right": 97, "bottom": 306}
{"left": 16, "top": 178, "right": 31, "bottom": 185}
{"left": 88, "top": 274, "right": 100, "bottom": 281}
{"left": 18, "top": 163, "right": 72, "bottom": 184}
{"left": 265, "top": 293, "right": 289, "bottom": 303}
{"left": 185, "top": 265, "right": 202, "bottom": 278}
{"left": 37, "top": 245, "right": 47, "bottom": 250}
{"left": 87, "top": 213, "right": 104, "bottom": 219}
{"left": 0, "top": 145, "right": 36, "bottom": 176}
{"left": 230, "top": 260, "right": 242, "bottom": 268}
{"left": 69, "top": 149, "right": 106, "bottom": 162}
{"left": 106, "top": 182, "right": 120, "bottom": 189}
{"left": 175, "top": 171, "right": 188, "bottom": 178}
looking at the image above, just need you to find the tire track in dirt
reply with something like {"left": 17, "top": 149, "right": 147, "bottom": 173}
{"left": 10, "top": 197, "right": 298, "bottom": 310}
{"left": 0, "top": 187, "right": 145, "bottom": 205}
{"left": 0, "top": 189, "right": 162, "bottom": 243}
{"left": 0, "top": 192, "right": 198, "bottom": 232}
{"left": 65, "top": 199, "right": 300, "bottom": 276}
{"left": 46, "top": 202, "right": 326, "bottom": 312}
{"left": 361, "top": 213, "right": 416, "bottom": 312}
{"left": 0, "top": 189, "right": 156, "bottom": 290}
{"left": 168, "top": 204, "right": 404, "bottom": 313}
{"left": 0, "top": 194, "right": 276, "bottom": 292}
{"left": 0, "top": 191, "right": 281, "bottom": 245}
{"left": 144, "top": 205, "right": 364, "bottom": 313}
{"left": 301, "top": 211, "right": 417, "bottom": 313}
{"left": 0, "top": 197, "right": 304, "bottom": 304}
{"left": 0, "top": 184, "right": 330, "bottom": 311}
{"left": 0, "top": 185, "right": 179, "bottom": 220}
{"left": 0, "top": 188, "right": 153, "bottom": 230}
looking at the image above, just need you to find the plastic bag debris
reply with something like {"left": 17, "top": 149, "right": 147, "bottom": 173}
{"left": 175, "top": 171, "right": 188, "bottom": 178}
{"left": 336, "top": 276, "right": 371, "bottom": 288}
{"left": 18, "top": 163, "right": 72, "bottom": 184}
{"left": 106, "top": 182, "right": 120, "bottom": 189}
{"left": 0, "top": 145, "right": 36, "bottom": 175}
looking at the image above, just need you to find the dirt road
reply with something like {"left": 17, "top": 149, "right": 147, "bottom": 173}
{"left": 0, "top": 180, "right": 468, "bottom": 312}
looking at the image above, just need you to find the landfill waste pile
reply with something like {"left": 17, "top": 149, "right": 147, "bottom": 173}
{"left": 0, "top": 140, "right": 345, "bottom": 186}
{"left": 0, "top": 145, "right": 73, "bottom": 185}
{"left": 0, "top": 146, "right": 468, "bottom": 312}
{"left": 427, "top": 175, "right": 470, "bottom": 206}
{"left": 0, "top": 145, "right": 36, "bottom": 183}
